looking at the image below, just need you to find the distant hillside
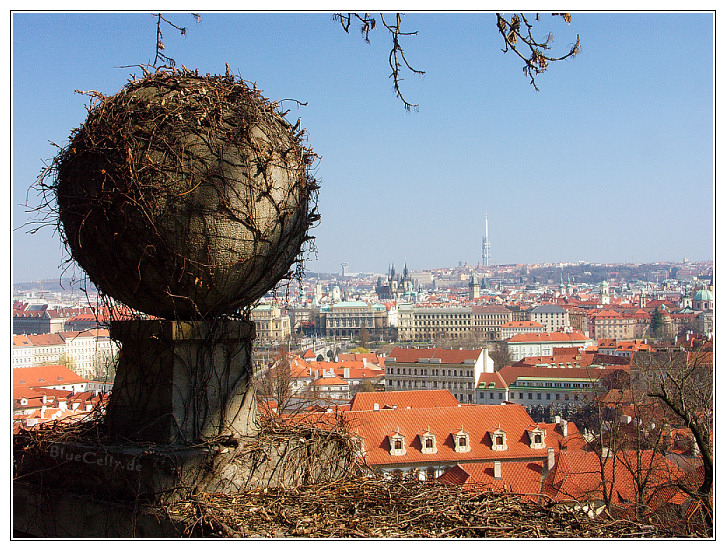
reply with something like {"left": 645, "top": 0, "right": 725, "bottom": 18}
{"left": 13, "top": 278, "right": 97, "bottom": 294}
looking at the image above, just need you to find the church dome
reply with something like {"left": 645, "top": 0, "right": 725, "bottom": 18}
{"left": 693, "top": 289, "right": 714, "bottom": 302}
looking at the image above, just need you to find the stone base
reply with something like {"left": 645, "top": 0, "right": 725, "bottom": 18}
{"left": 105, "top": 319, "right": 257, "bottom": 444}
{"left": 13, "top": 482, "right": 187, "bottom": 538}
{"left": 13, "top": 428, "right": 360, "bottom": 537}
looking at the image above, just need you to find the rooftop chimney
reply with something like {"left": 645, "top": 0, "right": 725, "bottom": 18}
{"left": 373, "top": 403, "right": 379, "bottom": 411}
{"left": 547, "top": 447, "right": 555, "bottom": 472}
{"left": 493, "top": 461, "right": 502, "bottom": 480}
{"left": 559, "top": 418, "right": 568, "bottom": 437}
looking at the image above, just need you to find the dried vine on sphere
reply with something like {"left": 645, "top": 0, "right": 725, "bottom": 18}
{"left": 30, "top": 67, "right": 320, "bottom": 321}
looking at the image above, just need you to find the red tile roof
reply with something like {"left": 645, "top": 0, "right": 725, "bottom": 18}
{"left": 13, "top": 365, "right": 89, "bottom": 396}
{"left": 312, "top": 375, "right": 348, "bottom": 387}
{"left": 57, "top": 328, "right": 111, "bottom": 340}
{"left": 25, "top": 333, "right": 65, "bottom": 346}
{"left": 542, "top": 448, "right": 690, "bottom": 506}
{"left": 592, "top": 309, "right": 624, "bottom": 320}
{"left": 475, "top": 371, "right": 508, "bottom": 390}
{"left": 337, "top": 352, "right": 383, "bottom": 364}
{"left": 344, "top": 403, "right": 558, "bottom": 467}
{"left": 506, "top": 331, "right": 588, "bottom": 343}
{"left": 12, "top": 335, "right": 33, "bottom": 347}
{"left": 438, "top": 461, "right": 544, "bottom": 499}
{"left": 349, "top": 390, "right": 460, "bottom": 411}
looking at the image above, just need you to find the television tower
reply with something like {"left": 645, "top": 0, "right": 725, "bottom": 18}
{"left": 482, "top": 212, "right": 491, "bottom": 267}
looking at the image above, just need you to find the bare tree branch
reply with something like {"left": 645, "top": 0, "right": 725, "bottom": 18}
{"left": 152, "top": 13, "right": 201, "bottom": 68}
{"left": 333, "top": 12, "right": 425, "bottom": 112}
{"left": 495, "top": 13, "right": 580, "bottom": 91}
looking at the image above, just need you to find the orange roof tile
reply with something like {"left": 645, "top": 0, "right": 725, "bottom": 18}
{"left": 542, "top": 448, "right": 690, "bottom": 506}
{"left": 349, "top": 390, "right": 460, "bottom": 411}
{"left": 13, "top": 365, "right": 88, "bottom": 395}
{"left": 506, "top": 331, "right": 588, "bottom": 343}
{"left": 345, "top": 403, "right": 555, "bottom": 467}
{"left": 312, "top": 375, "right": 348, "bottom": 386}
{"left": 439, "top": 461, "right": 544, "bottom": 499}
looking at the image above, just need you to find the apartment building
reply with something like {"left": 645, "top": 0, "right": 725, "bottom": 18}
{"left": 528, "top": 304, "right": 570, "bottom": 332}
{"left": 476, "top": 364, "right": 621, "bottom": 408}
{"left": 472, "top": 305, "right": 514, "bottom": 340}
{"left": 397, "top": 304, "right": 512, "bottom": 342}
{"left": 12, "top": 333, "right": 65, "bottom": 367}
{"left": 500, "top": 320, "right": 545, "bottom": 340}
{"left": 505, "top": 331, "right": 592, "bottom": 362}
{"left": 589, "top": 309, "right": 636, "bottom": 340}
{"left": 12, "top": 330, "right": 119, "bottom": 380}
{"left": 58, "top": 329, "right": 118, "bottom": 380}
{"left": 383, "top": 347, "right": 493, "bottom": 404}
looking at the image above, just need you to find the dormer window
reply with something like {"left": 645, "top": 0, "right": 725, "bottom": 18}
{"left": 418, "top": 430, "right": 437, "bottom": 454}
{"left": 489, "top": 427, "right": 508, "bottom": 451}
{"left": 452, "top": 429, "right": 471, "bottom": 453}
{"left": 388, "top": 431, "right": 406, "bottom": 456}
{"left": 526, "top": 425, "right": 547, "bottom": 449}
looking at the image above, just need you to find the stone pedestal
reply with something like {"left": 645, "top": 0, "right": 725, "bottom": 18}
{"left": 105, "top": 319, "right": 258, "bottom": 444}
{"left": 13, "top": 318, "right": 359, "bottom": 537}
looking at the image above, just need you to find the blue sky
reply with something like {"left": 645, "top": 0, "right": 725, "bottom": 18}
{"left": 11, "top": 11, "right": 714, "bottom": 282}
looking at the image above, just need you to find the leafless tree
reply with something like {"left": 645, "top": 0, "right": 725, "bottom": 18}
{"left": 150, "top": 12, "right": 580, "bottom": 111}
{"left": 638, "top": 348, "right": 713, "bottom": 523}
{"left": 334, "top": 12, "right": 580, "bottom": 109}
{"left": 253, "top": 347, "right": 297, "bottom": 415}
{"left": 580, "top": 359, "right": 711, "bottom": 534}
{"left": 489, "top": 341, "right": 511, "bottom": 371}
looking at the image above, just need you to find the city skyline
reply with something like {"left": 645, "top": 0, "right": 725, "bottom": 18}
{"left": 11, "top": 12, "right": 715, "bottom": 282}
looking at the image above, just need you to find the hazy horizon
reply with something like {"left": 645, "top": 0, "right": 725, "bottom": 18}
{"left": 11, "top": 12, "right": 714, "bottom": 283}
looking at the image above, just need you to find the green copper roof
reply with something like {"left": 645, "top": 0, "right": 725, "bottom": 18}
{"left": 694, "top": 289, "right": 714, "bottom": 301}
{"left": 332, "top": 301, "right": 369, "bottom": 308}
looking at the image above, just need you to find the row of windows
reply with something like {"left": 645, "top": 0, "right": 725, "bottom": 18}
{"left": 480, "top": 391, "right": 584, "bottom": 402}
{"left": 388, "top": 379, "right": 473, "bottom": 391}
{"left": 515, "top": 381, "right": 593, "bottom": 388}
{"left": 414, "top": 320, "right": 468, "bottom": 326}
{"left": 388, "top": 367, "right": 474, "bottom": 378}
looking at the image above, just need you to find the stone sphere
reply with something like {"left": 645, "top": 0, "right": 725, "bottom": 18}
{"left": 54, "top": 70, "right": 318, "bottom": 319}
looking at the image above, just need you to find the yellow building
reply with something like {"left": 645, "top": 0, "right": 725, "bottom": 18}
{"left": 250, "top": 304, "right": 291, "bottom": 343}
